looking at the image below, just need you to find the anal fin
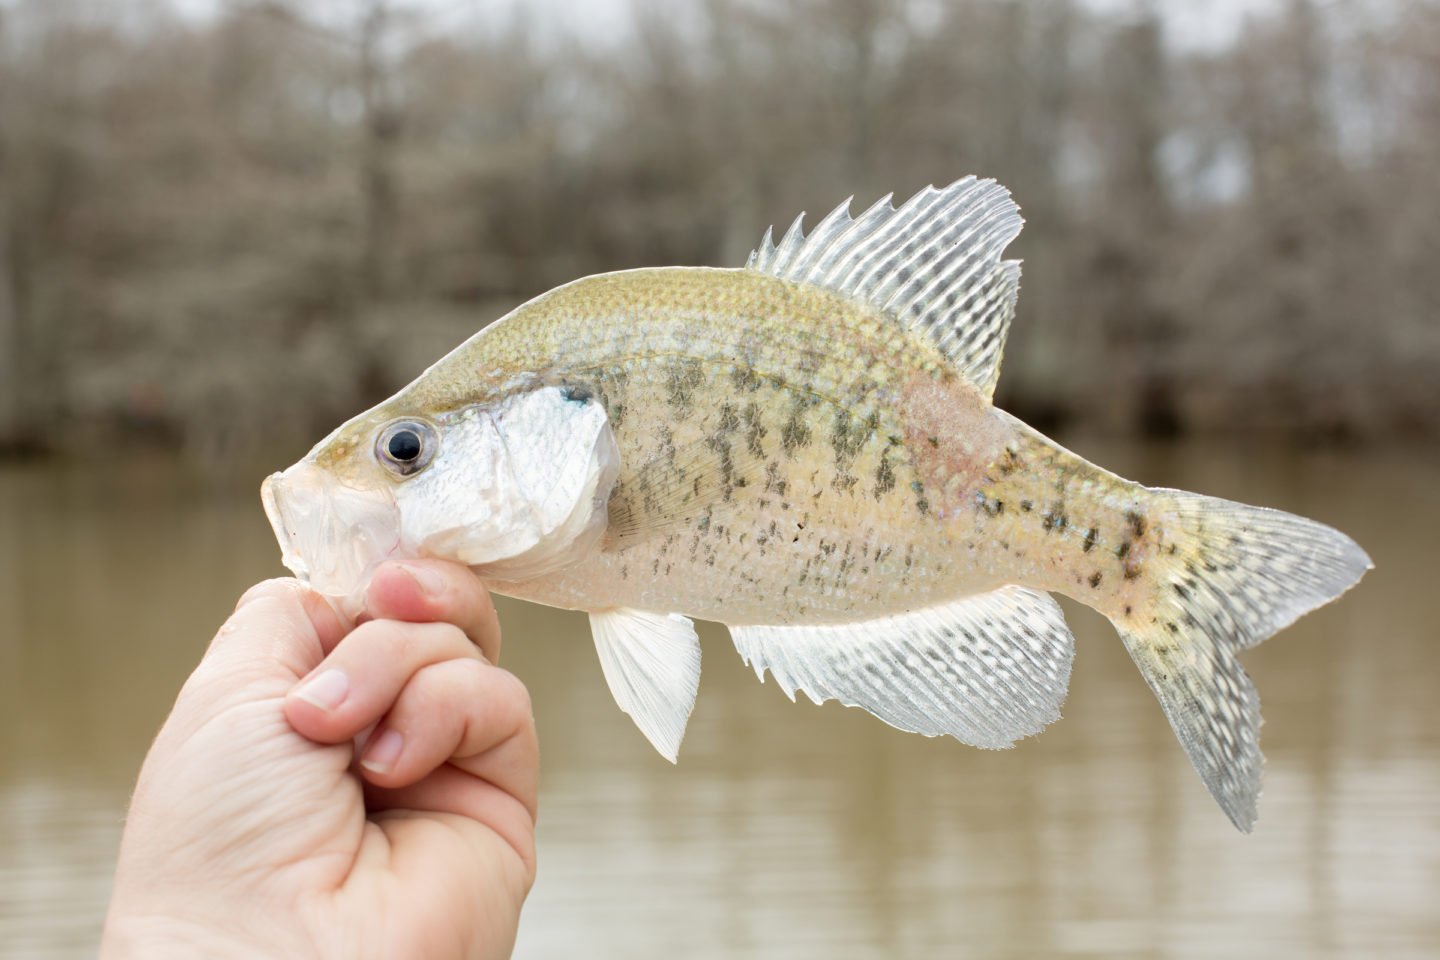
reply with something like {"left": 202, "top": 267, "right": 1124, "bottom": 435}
{"left": 729, "top": 586, "right": 1074, "bottom": 749}
{"left": 589, "top": 608, "right": 702, "bottom": 761}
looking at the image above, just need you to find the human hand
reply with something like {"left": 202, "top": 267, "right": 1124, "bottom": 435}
{"left": 102, "top": 560, "right": 537, "bottom": 960}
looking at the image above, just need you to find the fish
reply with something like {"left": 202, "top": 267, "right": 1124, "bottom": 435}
{"left": 261, "top": 177, "right": 1372, "bottom": 831}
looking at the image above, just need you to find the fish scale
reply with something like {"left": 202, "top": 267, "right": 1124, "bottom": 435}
{"left": 264, "top": 177, "right": 1371, "bottom": 829}
{"left": 476, "top": 267, "right": 966, "bottom": 623}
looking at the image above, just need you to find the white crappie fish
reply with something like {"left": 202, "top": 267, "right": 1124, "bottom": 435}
{"left": 262, "top": 177, "right": 1371, "bottom": 831}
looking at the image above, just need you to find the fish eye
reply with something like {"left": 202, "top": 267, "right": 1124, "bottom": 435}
{"left": 375, "top": 419, "right": 437, "bottom": 477}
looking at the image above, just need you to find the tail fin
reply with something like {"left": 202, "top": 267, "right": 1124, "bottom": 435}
{"left": 1113, "top": 489, "right": 1371, "bottom": 831}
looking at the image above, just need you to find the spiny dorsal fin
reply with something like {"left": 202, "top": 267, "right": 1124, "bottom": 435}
{"left": 746, "top": 177, "right": 1023, "bottom": 399}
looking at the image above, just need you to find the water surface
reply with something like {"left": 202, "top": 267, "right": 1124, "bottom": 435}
{"left": 1, "top": 440, "right": 1435, "bottom": 958}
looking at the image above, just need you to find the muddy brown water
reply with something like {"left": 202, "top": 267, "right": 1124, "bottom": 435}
{"left": 1, "top": 439, "right": 1436, "bottom": 958}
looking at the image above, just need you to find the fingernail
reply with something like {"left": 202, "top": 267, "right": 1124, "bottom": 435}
{"left": 361, "top": 729, "right": 404, "bottom": 774}
{"left": 293, "top": 669, "right": 349, "bottom": 712}
{"left": 396, "top": 562, "right": 445, "bottom": 598}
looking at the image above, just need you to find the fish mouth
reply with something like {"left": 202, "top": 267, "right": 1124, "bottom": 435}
{"left": 261, "top": 462, "right": 401, "bottom": 597}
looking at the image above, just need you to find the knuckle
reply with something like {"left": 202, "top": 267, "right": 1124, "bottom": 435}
{"left": 427, "top": 619, "right": 476, "bottom": 653}
{"left": 344, "top": 617, "right": 389, "bottom": 645}
{"left": 491, "top": 668, "right": 534, "bottom": 720}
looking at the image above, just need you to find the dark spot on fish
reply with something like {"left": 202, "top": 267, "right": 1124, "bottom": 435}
{"left": 764, "top": 461, "right": 787, "bottom": 496}
{"left": 1042, "top": 505, "right": 1068, "bottom": 533}
{"left": 1126, "top": 510, "right": 1147, "bottom": 539}
{"left": 730, "top": 365, "right": 763, "bottom": 392}
{"left": 1020, "top": 500, "right": 1033, "bottom": 512}
{"left": 928, "top": 436, "right": 940, "bottom": 448}
{"left": 1123, "top": 566, "right": 1142, "bottom": 581}
{"left": 1124, "top": 605, "right": 1133, "bottom": 616}
{"left": 742, "top": 403, "right": 767, "bottom": 457}
{"left": 914, "top": 489, "right": 930, "bottom": 516}
{"left": 664, "top": 362, "right": 705, "bottom": 412}
{"left": 717, "top": 403, "right": 740, "bottom": 436}
{"left": 874, "top": 453, "right": 896, "bottom": 497}
{"left": 561, "top": 383, "right": 593, "bottom": 404}
{"left": 781, "top": 410, "right": 812, "bottom": 452}
{"left": 1116, "top": 542, "right": 1131, "bottom": 559}
{"left": 829, "top": 409, "right": 876, "bottom": 466}
{"left": 608, "top": 401, "right": 625, "bottom": 427}
{"left": 1173, "top": 582, "right": 1190, "bottom": 600}
{"left": 1166, "top": 621, "right": 1179, "bottom": 634}
{"left": 1088, "top": 571, "right": 1102, "bottom": 589}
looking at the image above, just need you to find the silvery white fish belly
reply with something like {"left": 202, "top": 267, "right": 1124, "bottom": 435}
{"left": 262, "top": 177, "right": 1371, "bottom": 832}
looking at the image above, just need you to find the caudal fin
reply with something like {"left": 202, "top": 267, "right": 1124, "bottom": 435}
{"left": 1113, "top": 489, "right": 1371, "bottom": 831}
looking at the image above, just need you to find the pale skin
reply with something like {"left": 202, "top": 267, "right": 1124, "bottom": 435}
{"left": 101, "top": 560, "right": 537, "bottom": 960}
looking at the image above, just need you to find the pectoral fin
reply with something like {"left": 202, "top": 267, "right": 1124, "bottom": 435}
{"left": 589, "top": 608, "right": 702, "bottom": 761}
{"left": 729, "top": 586, "right": 1074, "bottom": 749}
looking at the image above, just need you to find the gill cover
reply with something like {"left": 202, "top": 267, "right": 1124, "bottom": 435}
{"left": 263, "top": 384, "right": 620, "bottom": 596}
{"left": 395, "top": 385, "right": 620, "bottom": 582}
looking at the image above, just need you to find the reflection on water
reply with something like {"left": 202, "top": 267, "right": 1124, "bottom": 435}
{"left": 1, "top": 441, "right": 1437, "bottom": 958}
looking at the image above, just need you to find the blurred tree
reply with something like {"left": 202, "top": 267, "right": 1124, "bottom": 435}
{"left": 0, "top": 0, "right": 1434, "bottom": 465}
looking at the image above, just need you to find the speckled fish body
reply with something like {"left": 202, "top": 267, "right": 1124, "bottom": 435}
{"left": 469, "top": 267, "right": 1133, "bottom": 627}
{"left": 263, "top": 178, "right": 1371, "bottom": 832}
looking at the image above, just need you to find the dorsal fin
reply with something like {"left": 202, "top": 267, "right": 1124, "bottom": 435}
{"left": 746, "top": 177, "right": 1023, "bottom": 399}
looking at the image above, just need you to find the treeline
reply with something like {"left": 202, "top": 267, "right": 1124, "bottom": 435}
{"left": 0, "top": 0, "right": 1437, "bottom": 465}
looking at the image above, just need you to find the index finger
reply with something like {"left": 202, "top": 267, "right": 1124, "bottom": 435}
{"left": 207, "top": 577, "right": 352, "bottom": 676}
{"left": 363, "top": 560, "right": 501, "bottom": 663}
